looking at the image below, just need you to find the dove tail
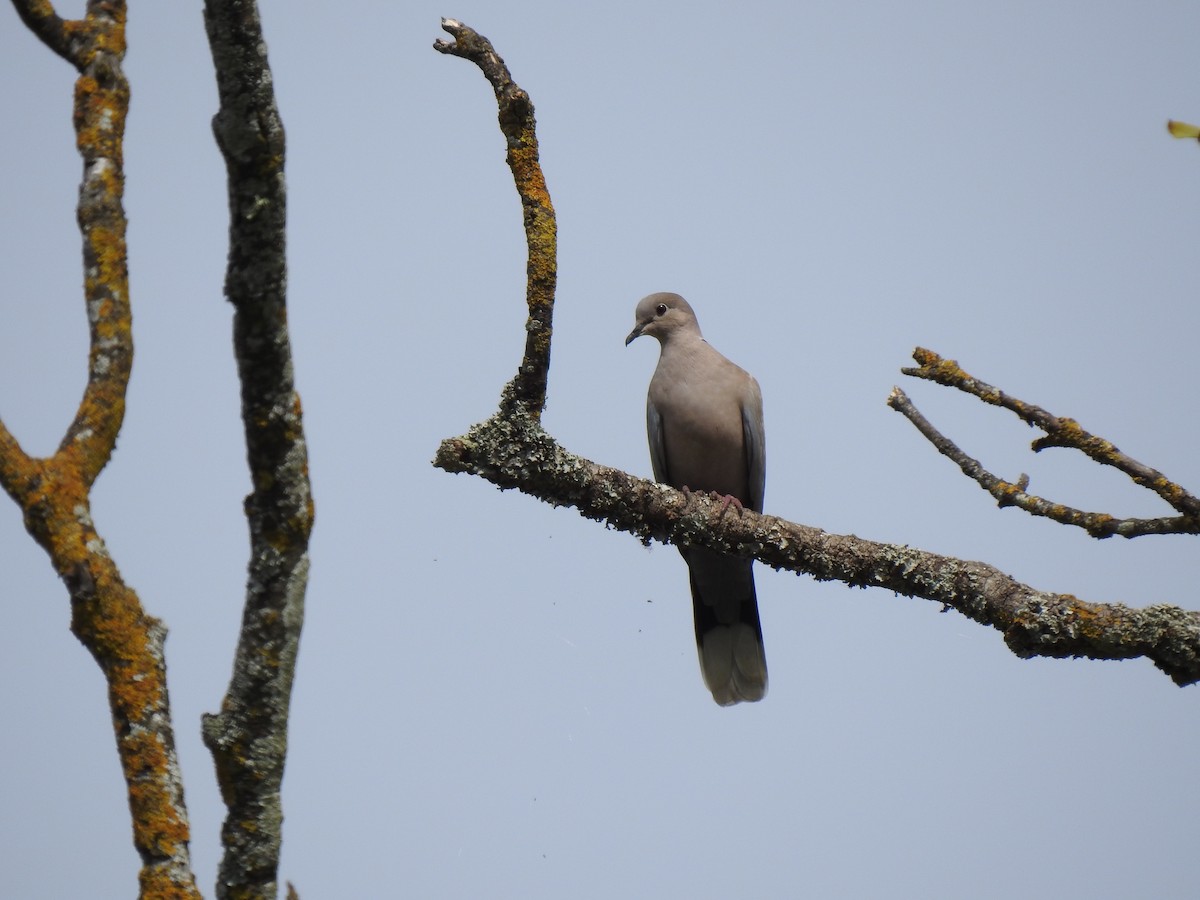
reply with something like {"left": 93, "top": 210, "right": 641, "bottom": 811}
{"left": 683, "top": 547, "right": 768, "bottom": 705}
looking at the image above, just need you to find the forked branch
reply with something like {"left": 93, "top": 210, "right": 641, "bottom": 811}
{"left": 891, "top": 347, "right": 1200, "bottom": 538}
{"left": 4, "top": 2, "right": 201, "bottom": 898}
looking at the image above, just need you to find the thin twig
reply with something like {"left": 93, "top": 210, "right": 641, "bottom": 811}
{"left": 887, "top": 387, "right": 1195, "bottom": 538}
{"left": 903, "top": 348, "right": 1200, "bottom": 516}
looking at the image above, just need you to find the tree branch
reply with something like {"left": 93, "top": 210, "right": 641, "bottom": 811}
{"left": 3, "top": 4, "right": 202, "bottom": 898}
{"left": 11, "top": 0, "right": 76, "bottom": 66}
{"left": 892, "top": 347, "right": 1200, "bottom": 537}
{"left": 202, "top": 2, "right": 313, "bottom": 898}
{"left": 433, "top": 21, "right": 1200, "bottom": 689}
{"left": 435, "top": 414, "right": 1200, "bottom": 686}
{"left": 434, "top": 18, "right": 557, "bottom": 419}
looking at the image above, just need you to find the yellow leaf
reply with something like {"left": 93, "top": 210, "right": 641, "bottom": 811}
{"left": 1167, "top": 119, "right": 1200, "bottom": 139}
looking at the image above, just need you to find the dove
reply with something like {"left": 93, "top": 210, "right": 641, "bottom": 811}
{"left": 626, "top": 292, "right": 768, "bottom": 705}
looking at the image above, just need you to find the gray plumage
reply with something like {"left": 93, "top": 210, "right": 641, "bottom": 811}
{"left": 626, "top": 292, "right": 768, "bottom": 705}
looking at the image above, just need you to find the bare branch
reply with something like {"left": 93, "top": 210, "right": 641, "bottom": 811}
{"left": 435, "top": 415, "right": 1200, "bottom": 685}
{"left": 887, "top": 387, "right": 1196, "bottom": 538}
{"left": 10, "top": 0, "right": 76, "bottom": 65}
{"left": 202, "top": 2, "right": 313, "bottom": 898}
{"left": 895, "top": 348, "right": 1200, "bottom": 537}
{"left": 4, "top": 5, "right": 202, "bottom": 898}
{"left": 6, "top": 0, "right": 136, "bottom": 489}
{"left": 0, "top": 419, "right": 34, "bottom": 501}
{"left": 435, "top": 18, "right": 558, "bottom": 419}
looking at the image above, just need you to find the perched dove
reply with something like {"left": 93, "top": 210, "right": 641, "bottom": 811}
{"left": 626, "top": 292, "right": 768, "bottom": 705}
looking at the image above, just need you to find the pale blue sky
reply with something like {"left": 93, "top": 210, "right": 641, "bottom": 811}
{"left": 3, "top": 2, "right": 1199, "bottom": 897}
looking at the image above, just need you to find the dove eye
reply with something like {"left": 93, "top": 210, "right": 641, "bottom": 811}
{"left": 655, "top": 303, "right": 668, "bottom": 316}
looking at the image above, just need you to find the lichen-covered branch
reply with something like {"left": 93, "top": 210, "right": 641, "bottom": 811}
{"left": 434, "top": 18, "right": 557, "bottom": 419}
{"left": 435, "top": 416, "right": 1200, "bottom": 685}
{"left": 893, "top": 347, "right": 1200, "bottom": 538}
{"left": 432, "top": 20, "right": 1200, "bottom": 690}
{"left": 201, "top": 2, "right": 313, "bottom": 898}
{"left": 11, "top": 0, "right": 74, "bottom": 62}
{"left": 3, "top": 3, "right": 202, "bottom": 898}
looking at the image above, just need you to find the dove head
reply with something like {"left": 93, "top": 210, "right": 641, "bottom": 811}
{"left": 625, "top": 292, "right": 702, "bottom": 347}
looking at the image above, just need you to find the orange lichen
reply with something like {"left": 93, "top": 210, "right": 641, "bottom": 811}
{"left": 3, "top": 4, "right": 202, "bottom": 896}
